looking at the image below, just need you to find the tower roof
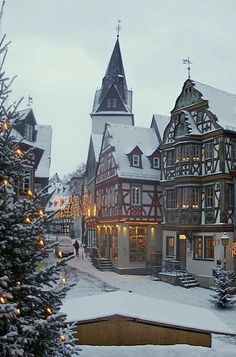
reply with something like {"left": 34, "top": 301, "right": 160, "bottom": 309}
{"left": 92, "top": 38, "right": 132, "bottom": 113}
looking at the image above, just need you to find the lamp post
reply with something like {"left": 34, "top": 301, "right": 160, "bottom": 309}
{"left": 221, "top": 232, "right": 229, "bottom": 270}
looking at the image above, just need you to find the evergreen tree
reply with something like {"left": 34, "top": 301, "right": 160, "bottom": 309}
{"left": 209, "top": 266, "right": 236, "bottom": 309}
{"left": 0, "top": 36, "right": 80, "bottom": 356}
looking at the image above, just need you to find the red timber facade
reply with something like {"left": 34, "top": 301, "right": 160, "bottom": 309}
{"left": 95, "top": 122, "right": 163, "bottom": 274}
{"left": 160, "top": 79, "right": 236, "bottom": 279}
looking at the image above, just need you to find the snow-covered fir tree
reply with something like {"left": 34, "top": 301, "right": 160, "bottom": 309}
{"left": 209, "top": 266, "right": 236, "bottom": 309}
{"left": 0, "top": 36, "right": 80, "bottom": 356}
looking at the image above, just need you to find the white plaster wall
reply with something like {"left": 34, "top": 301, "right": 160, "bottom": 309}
{"left": 92, "top": 115, "right": 133, "bottom": 135}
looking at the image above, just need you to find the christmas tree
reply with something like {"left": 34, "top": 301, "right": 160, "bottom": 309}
{"left": 0, "top": 36, "right": 80, "bottom": 356}
{"left": 209, "top": 266, "right": 236, "bottom": 309}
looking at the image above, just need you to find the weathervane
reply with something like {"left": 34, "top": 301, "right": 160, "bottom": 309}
{"left": 116, "top": 20, "right": 122, "bottom": 39}
{"left": 27, "top": 95, "right": 33, "bottom": 107}
{"left": 182, "top": 56, "right": 192, "bottom": 79}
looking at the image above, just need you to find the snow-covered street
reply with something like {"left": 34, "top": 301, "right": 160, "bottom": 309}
{"left": 62, "top": 254, "right": 236, "bottom": 356}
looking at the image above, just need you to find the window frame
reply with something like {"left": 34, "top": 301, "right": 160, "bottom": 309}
{"left": 131, "top": 185, "right": 141, "bottom": 206}
{"left": 166, "top": 236, "right": 174, "bottom": 257}
{"left": 132, "top": 155, "right": 140, "bottom": 167}
{"left": 194, "top": 235, "right": 214, "bottom": 260}
{"left": 24, "top": 124, "right": 33, "bottom": 142}
{"left": 205, "top": 185, "right": 214, "bottom": 208}
{"left": 153, "top": 156, "right": 160, "bottom": 169}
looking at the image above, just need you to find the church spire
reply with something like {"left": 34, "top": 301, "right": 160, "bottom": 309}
{"left": 101, "top": 37, "right": 128, "bottom": 103}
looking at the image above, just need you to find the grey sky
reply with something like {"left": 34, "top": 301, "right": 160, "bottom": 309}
{"left": 3, "top": 0, "right": 236, "bottom": 177}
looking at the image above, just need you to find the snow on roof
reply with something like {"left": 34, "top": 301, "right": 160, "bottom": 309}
{"left": 17, "top": 108, "right": 32, "bottom": 121}
{"left": 106, "top": 123, "right": 160, "bottom": 180}
{"left": 182, "top": 110, "right": 202, "bottom": 135}
{"left": 193, "top": 80, "right": 236, "bottom": 132}
{"left": 62, "top": 290, "right": 234, "bottom": 335}
{"left": 152, "top": 114, "right": 170, "bottom": 141}
{"left": 35, "top": 125, "right": 52, "bottom": 178}
{"left": 91, "top": 133, "right": 103, "bottom": 162}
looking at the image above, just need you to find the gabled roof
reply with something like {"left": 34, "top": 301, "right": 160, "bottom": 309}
{"left": 151, "top": 114, "right": 170, "bottom": 143}
{"left": 102, "top": 123, "right": 160, "bottom": 181}
{"left": 192, "top": 80, "right": 236, "bottom": 131}
{"left": 17, "top": 108, "right": 37, "bottom": 125}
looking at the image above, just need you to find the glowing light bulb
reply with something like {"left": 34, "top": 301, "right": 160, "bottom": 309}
{"left": 39, "top": 239, "right": 44, "bottom": 247}
{"left": 15, "top": 148, "right": 22, "bottom": 157}
{"left": 24, "top": 217, "right": 31, "bottom": 224}
{"left": 3, "top": 179, "right": 8, "bottom": 186}
{"left": 15, "top": 308, "right": 20, "bottom": 315}
{"left": 0, "top": 296, "right": 6, "bottom": 303}
{"left": 61, "top": 277, "right": 66, "bottom": 284}
{"left": 45, "top": 307, "right": 52, "bottom": 316}
{"left": 60, "top": 335, "right": 66, "bottom": 342}
{"left": 27, "top": 190, "right": 33, "bottom": 197}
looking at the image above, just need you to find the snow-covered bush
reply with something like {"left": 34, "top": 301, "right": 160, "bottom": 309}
{"left": 209, "top": 266, "right": 236, "bottom": 308}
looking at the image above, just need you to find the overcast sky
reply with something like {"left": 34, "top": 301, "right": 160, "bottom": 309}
{"left": 3, "top": 0, "right": 236, "bottom": 177}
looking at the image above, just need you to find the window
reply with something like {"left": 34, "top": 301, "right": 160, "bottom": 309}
{"left": 205, "top": 142, "right": 212, "bottom": 159}
{"left": 107, "top": 98, "right": 117, "bottom": 108}
{"left": 166, "top": 236, "right": 174, "bottom": 257}
{"left": 166, "top": 151, "right": 174, "bottom": 166}
{"left": 112, "top": 98, "right": 117, "bottom": 108}
{"left": 131, "top": 186, "right": 141, "bottom": 205}
{"left": 182, "top": 188, "right": 191, "bottom": 208}
{"left": 107, "top": 98, "right": 112, "bottom": 108}
{"left": 18, "top": 169, "right": 32, "bottom": 195}
{"left": 194, "top": 236, "right": 203, "bottom": 258}
{"left": 112, "top": 227, "right": 118, "bottom": 261}
{"left": 192, "top": 187, "right": 200, "bottom": 208}
{"left": 166, "top": 190, "right": 176, "bottom": 209}
{"left": 205, "top": 186, "right": 214, "bottom": 207}
{"left": 194, "top": 236, "right": 214, "bottom": 259}
{"left": 182, "top": 145, "right": 190, "bottom": 161}
{"left": 196, "top": 111, "right": 204, "bottom": 123}
{"left": 175, "top": 146, "right": 181, "bottom": 163}
{"left": 132, "top": 155, "right": 140, "bottom": 167}
{"left": 192, "top": 145, "right": 201, "bottom": 160}
{"left": 153, "top": 157, "right": 160, "bottom": 169}
{"left": 129, "top": 226, "right": 146, "bottom": 262}
{"left": 24, "top": 124, "right": 33, "bottom": 141}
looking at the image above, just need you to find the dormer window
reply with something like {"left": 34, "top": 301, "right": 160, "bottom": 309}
{"left": 107, "top": 97, "right": 117, "bottom": 108}
{"left": 153, "top": 157, "right": 160, "bottom": 169}
{"left": 132, "top": 155, "right": 140, "bottom": 167}
{"left": 24, "top": 124, "right": 33, "bottom": 141}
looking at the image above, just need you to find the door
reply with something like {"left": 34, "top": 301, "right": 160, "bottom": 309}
{"left": 177, "top": 235, "right": 186, "bottom": 267}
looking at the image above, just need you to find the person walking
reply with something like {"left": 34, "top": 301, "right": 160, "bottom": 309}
{"left": 73, "top": 240, "right": 80, "bottom": 257}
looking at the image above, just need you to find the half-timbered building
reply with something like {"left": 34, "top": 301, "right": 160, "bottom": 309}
{"left": 95, "top": 122, "right": 163, "bottom": 274}
{"left": 85, "top": 36, "right": 134, "bottom": 246}
{"left": 160, "top": 79, "right": 236, "bottom": 278}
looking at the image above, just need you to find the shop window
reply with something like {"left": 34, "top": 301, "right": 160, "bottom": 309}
{"left": 194, "top": 236, "right": 214, "bottom": 260}
{"left": 112, "top": 227, "right": 118, "bottom": 261}
{"left": 129, "top": 226, "right": 147, "bottom": 262}
{"left": 166, "top": 236, "right": 174, "bottom": 257}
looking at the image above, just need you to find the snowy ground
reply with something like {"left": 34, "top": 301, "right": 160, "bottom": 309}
{"left": 64, "top": 252, "right": 236, "bottom": 356}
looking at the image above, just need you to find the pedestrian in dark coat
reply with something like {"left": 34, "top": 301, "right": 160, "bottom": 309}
{"left": 73, "top": 240, "right": 80, "bottom": 256}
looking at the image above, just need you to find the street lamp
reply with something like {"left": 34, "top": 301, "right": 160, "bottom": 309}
{"left": 221, "top": 232, "right": 229, "bottom": 270}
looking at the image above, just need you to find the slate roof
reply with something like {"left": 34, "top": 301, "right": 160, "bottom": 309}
{"left": 193, "top": 80, "right": 236, "bottom": 132}
{"left": 151, "top": 114, "right": 170, "bottom": 142}
{"left": 104, "top": 123, "right": 160, "bottom": 180}
{"left": 92, "top": 39, "right": 132, "bottom": 113}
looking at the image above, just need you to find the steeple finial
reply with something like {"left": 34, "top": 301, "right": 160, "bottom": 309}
{"left": 116, "top": 20, "right": 122, "bottom": 39}
{"left": 182, "top": 56, "right": 192, "bottom": 79}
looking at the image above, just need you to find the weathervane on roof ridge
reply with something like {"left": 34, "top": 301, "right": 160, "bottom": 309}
{"left": 116, "top": 20, "right": 122, "bottom": 39}
{"left": 27, "top": 95, "right": 33, "bottom": 107}
{"left": 182, "top": 56, "right": 192, "bottom": 79}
